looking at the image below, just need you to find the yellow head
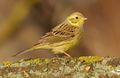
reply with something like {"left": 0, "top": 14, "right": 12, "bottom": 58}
{"left": 67, "top": 12, "right": 87, "bottom": 27}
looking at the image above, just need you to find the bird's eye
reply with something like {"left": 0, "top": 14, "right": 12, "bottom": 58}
{"left": 75, "top": 17, "right": 78, "bottom": 19}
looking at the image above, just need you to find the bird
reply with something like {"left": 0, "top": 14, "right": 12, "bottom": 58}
{"left": 12, "top": 12, "right": 87, "bottom": 57}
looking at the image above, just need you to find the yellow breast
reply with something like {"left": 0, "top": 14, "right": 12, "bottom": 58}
{"left": 51, "top": 35, "right": 80, "bottom": 54}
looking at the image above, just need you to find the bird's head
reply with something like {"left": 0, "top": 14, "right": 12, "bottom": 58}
{"left": 67, "top": 12, "right": 87, "bottom": 27}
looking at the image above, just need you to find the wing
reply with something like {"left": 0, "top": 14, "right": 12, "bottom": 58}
{"left": 52, "top": 21, "right": 77, "bottom": 38}
{"left": 36, "top": 32, "right": 68, "bottom": 45}
{"left": 35, "top": 22, "right": 77, "bottom": 46}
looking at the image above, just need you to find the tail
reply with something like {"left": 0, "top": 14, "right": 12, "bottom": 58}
{"left": 12, "top": 43, "right": 47, "bottom": 57}
{"left": 12, "top": 47, "right": 35, "bottom": 57}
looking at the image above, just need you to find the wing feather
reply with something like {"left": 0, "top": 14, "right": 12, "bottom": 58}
{"left": 35, "top": 22, "right": 78, "bottom": 46}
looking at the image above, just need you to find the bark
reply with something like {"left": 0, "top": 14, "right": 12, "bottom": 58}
{"left": 0, "top": 56, "right": 120, "bottom": 78}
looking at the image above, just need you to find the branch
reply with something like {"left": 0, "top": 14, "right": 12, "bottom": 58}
{"left": 0, "top": 56, "right": 120, "bottom": 78}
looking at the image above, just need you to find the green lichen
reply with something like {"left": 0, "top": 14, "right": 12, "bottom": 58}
{"left": 26, "top": 58, "right": 41, "bottom": 64}
{"left": 79, "top": 56, "right": 103, "bottom": 63}
{"left": 44, "top": 58, "right": 50, "bottom": 63}
{"left": 2, "top": 61, "right": 13, "bottom": 67}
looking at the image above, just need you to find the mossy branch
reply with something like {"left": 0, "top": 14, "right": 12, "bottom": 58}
{"left": 0, "top": 56, "right": 120, "bottom": 78}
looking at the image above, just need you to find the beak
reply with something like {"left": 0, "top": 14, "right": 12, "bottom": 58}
{"left": 84, "top": 18, "right": 87, "bottom": 20}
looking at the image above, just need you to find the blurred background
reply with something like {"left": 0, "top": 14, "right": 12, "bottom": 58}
{"left": 0, "top": 0, "right": 120, "bottom": 62}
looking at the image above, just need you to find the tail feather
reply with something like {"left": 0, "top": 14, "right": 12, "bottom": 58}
{"left": 12, "top": 47, "right": 34, "bottom": 57}
{"left": 12, "top": 43, "right": 48, "bottom": 57}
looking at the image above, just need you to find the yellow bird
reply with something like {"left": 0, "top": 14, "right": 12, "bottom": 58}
{"left": 13, "top": 12, "right": 87, "bottom": 57}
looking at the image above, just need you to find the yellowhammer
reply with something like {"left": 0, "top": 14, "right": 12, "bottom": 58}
{"left": 13, "top": 12, "right": 87, "bottom": 57}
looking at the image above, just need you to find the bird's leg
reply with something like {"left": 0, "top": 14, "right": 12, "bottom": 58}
{"left": 63, "top": 52, "right": 71, "bottom": 57}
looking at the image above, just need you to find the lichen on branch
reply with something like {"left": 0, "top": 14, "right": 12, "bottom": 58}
{"left": 0, "top": 56, "right": 120, "bottom": 78}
